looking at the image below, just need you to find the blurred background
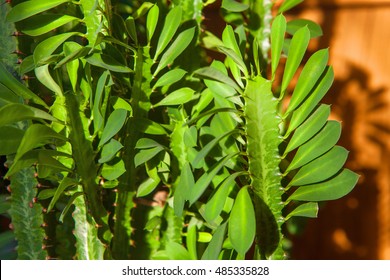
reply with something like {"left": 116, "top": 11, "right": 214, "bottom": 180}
{"left": 204, "top": 0, "right": 390, "bottom": 259}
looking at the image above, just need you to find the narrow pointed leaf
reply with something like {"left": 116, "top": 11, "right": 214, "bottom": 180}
{"left": 217, "top": 46, "right": 248, "bottom": 77}
{"left": 189, "top": 153, "right": 239, "bottom": 205}
{"left": 289, "top": 146, "right": 348, "bottom": 186}
{"left": 35, "top": 65, "right": 62, "bottom": 95}
{"left": 154, "top": 88, "right": 195, "bottom": 107}
{"left": 6, "top": 0, "right": 72, "bottom": 22}
{"left": 135, "top": 138, "right": 162, "bottom": 149}
{"left": 281, "top": 26, "right": 310, "bottom": 94}
{"left": 287, "top": 19, "right": 323, "bottom": 38}
{"left": 284, "top": 104, "right": 330, "bottom": 154}
{"left": 0, "top": 126, "right": 24, "bottom": 155}
{"left": 285, "top": 202, "right": 318, "bottom": 220}
{"left": 285, "top": 49, "right": 329, "bottom": 115}
{"left": 19, "top": 14, "right": 80, "bottom": 36}
{"left": 193, "top": 67, "right": 241, "bottom": 93}
{"left": 98, "top": 109, "right": 128, "bottom": 147}
{"left": 0, "top": 64, "right": 47, "bottom": 108}
{"left": 288, "top": 169, "right": 359, "bottom": 202}
{"left": 201, "top": 222, "right": 227, "bottom": 260}
{"left": 34, "top": 32, "right": 80, "bottom": 65}
{"left": 288, "top": 66, "right": 334, "bottom": 133}
{"left": 221, "top": 0, "right": 249, "bottom": 12}
{"left": 154, "top": 6, "right": 182, "bottom": 60}
{"left": 286, "top": 121, "right": 341, "bottom": 172}
{"left": 192, "top": 129, "right": 240, "bottom": 169}
{"left": 186, "top": 224, "right": 198, "bottom": 260}
{"left": 134, "top": 146, "right": 164, "bottom": 167}
{"left": 86, "top": 53, "right": 132, "bottom": 73}
{"left": 204, "top": 171, "right": 246, "bottom": 223}
{"left": 0, "top": 103, "right": 57, "bottom": 127}
{"left": 98, "top": 139, "right": 123, "bottom": 163}
{"left": 174, "top": 162, "right": 194, "bottom": 216}
{"left": 47, "top": 177, "right": 78, "bottom": 212}
{"left": 146, "top": 5, "right": 159, "bottom": 43}
{"left": 271, "top": 14, "right": 287, "bottom": 78}
{"left": 137, "top": 177, "right": 160, "bottom": 197}
{"left": 101, "top": 160, "right": 126, "bottom": 180}
{"left": 278, "top": 0, "right": 304, "bottom": 13}
{"left": 153, "top": 69, "right": 187, "bottom": 89}
{"left": 154, "top": 27, "right": 196, "bottom": 76}
{"left": 229, "top": 186, "right": 256, "bottom": 256}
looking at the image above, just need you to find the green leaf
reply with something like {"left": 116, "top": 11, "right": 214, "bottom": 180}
{"left": 101, "top": 159, "right": 126, "bottom": 180}
{"left": 98, "top": 139, "right": 123, "bottom": 164}
{"left": 19, "top": 56, "right": 36, "bottom": 75}
{"left": 289, "top": 146, "right": 349, "bottom": 187}
{"left": 285, "top": 202, "right": 319, "bottom": 220}
{"left": 35, "top": 65, "right": 62, "bottom": 95}
{"left": 134, "top": 146, "right": 164, "bottom": 167}
{"left": 189, "top": 153, "right": 239, "bottom": 205}
{"left": 134, "top": 118, "right": 167, "bottom": 135}
{"left": 154, "top": 87, "right": 195, "bottom": 107}
{"left": 229, "top": 186, "right": 256, "bottom": 256}
{"left": 271, "top": 14, "right": 287, "bottom": 78}
{"left": 192, "top": 129, "right": 240, "bottom": 169}
{"left": 63, "top": 42, "right": 81, "bottom": 92}
{"left": 204, "top": 172, "right": 246, "bottom": 223}
{"left": 33, "top": 32, "right": 80, "bottom": 65}
{"left": 174, "top": 162, "right": 194, "bottom": 216}
{"left": 287, "top": 19, "right": 323, "bottom": 38}
{"left": 0, "top": 103, "right": 57, "bottom": 127}
{"left": 98, "top": 109, "right": 128, "bottom": 147}
{"left": 288, "top": 67, "right": 334, "bottom": 132}
{"left": 19, "top": 14, "right": 80, "bottom": 36}
{"left": 86, "top": 53, "right": 133, "bottom": 73}
{"left": 193, "top": 66, "right": 241, "bottom": 93}
{"left": 201, "top": 222, "right": 227, "bottom": 260}
{"left": 221, "top": 0, "right": 249, "bottom": 12}
{"left": 284, "top": 104, "right": 330, "bottom": 153}
{"left": 135, "top": 138, "right": 161, "bottom": 149}
{"left": 165, "top": 241, "right": 191, "bottom": 260}
{"left": 12, "top": 124, "right": 67, "bottom": 164}
{"left": 93, "top": 71, "right": 110, "bottom": 132}
{"left": 137, "top": 177, "right": 160, "bottom": 197}
{"left": 153, "top": 69, "right": 187, "bottom": 89}
{"left": 6, "top": 0, "right": 72, "bottom": 22}
{"left": 288, "top": 169, "right": 359, "bottom": 202}
{"left": 146, "top": 4, "right": 159, "bottom": 43}
{"left": 0, "top": 126, "right": 24, "bottom": 155}
{"left": 47, "top": 177, "right": 78, "bottom": 212}
{"left": 281, "top": 26, "right": 310, "bottom": 95}
{"left": 186, "top": 223, "right": 198, "bottom": 260}
{"left": 154, "top": 6, "right": 182, "bottom": 60}
{"left": 217, "top": 46, "right": 248, "bottom": 77}
{"left": 278, "top": 0, "right": 304, "bottom": 13}
{"left": 154, "top": 27, "right": 196, "bottom": 76}
{"left": 286, "top": 121, "right": 341, "bottom": 172}
{"left": 0, "top": 64, "right": 47, "bottom": 108}
{"left": 285, "top": 49, "right": 329, "bottom": 116}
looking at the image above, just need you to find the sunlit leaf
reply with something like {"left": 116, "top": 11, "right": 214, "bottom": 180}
{"left": 285, "top": 202, "right": 318, "bottom": 220}
{"left": 153, "top": 88, "right": 195, "bottom": 107}
{"left": 146, "top": 4, "right": 159, "bottom": 43}
{"left": 228, "top": 186, "right": 256, "bottom": 256}
{"left": 153, "top": 69, "right": 187, "bottom": 89}
{"left": 6, "top": 0, "right": 72, "bottom": 22}
{"left": 165, "top": 241, "right": 191, "bottom": 260}
{"left": 201, "top": 222, "right": 227, "bottom": 260}
{"left": 288, "top": 169, "right": 359, "bottom": 202}
{"left": 19, "top": 14, "right": 80, "bottom": 36}
{"left": 86, "top": 53, "right": 133, "bottom": 73}
{"left": 101, "top": 159, "right": 126, "bottom": 180}
{"left": 98, "top": 109, "right": 128, "bottom": 147}
{"left": 286, "top": 121, "right": 341, "bottom": 172}
{"left": 286, "top": 19, "right": 323, "bottom": 38}
{"left": 221, "top": 0, "right": 249, "bottom": 12}
{"left": 271, "top": 14, "right": 287, "bottom": 78}
{"left": 134, "top": 146, "right": 164, "bottom": 167}
{"left": 98, "top": 139, "right": 123, "bottom": 164}
{"left": 278, "top": 0, "right": 304, "bottom": 13}
{"left": 35, "top": 65, "right": 62, "bottom": 95}
{"left": 0, "top": 103, "right": 57, "bottom": 127}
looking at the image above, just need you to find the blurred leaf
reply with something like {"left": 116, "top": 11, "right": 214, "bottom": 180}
{"left": 174, "top": 162, "right": 194, "bottom": 216}
{"left": 287, "top": 19, "right": 323, "bottom": 38}
{"left": 221, "top": 0, "right": 249, "bottom": 12}
{"left": 165, "top": 241, "right": 191, "bottom": 260}
{"left": 201, "top": 222, "right": 227, "bottom": 260}
{"left": 278, "top": 0, "right": 304, "bottom": 13}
